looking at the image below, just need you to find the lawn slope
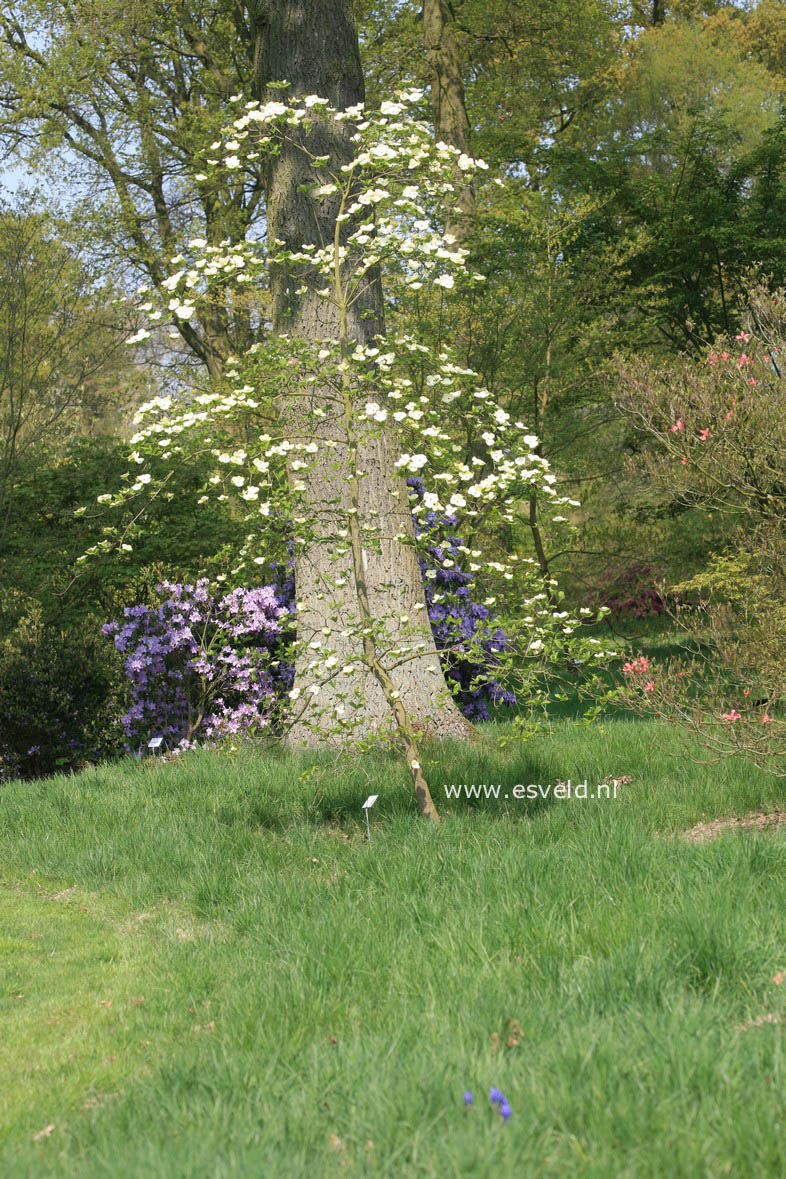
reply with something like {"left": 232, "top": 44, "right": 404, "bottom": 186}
{"left": 2, "top": 721, "right": 786, "bottom": 1177}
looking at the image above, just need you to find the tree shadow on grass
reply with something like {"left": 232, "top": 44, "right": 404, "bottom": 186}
{"left": 229, "top": 733, "right": 559, "bottom": 831}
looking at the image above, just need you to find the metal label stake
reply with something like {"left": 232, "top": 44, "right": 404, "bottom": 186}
{"left": 362, "top": 794, "right": 378, "bottom": 842}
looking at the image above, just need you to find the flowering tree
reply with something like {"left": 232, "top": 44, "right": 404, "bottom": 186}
{"left": 88, "top": 14, "right": 614, "bottom": 817}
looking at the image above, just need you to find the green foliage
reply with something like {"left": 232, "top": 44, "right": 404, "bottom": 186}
{"left": 0, "top": 604, "right": 124, "bottom": 780}
{"left": 550, "top": 20, "right": 784, "bottom": 347}
{"left": 0, "top": 199, "right": 148, "bottom": 537}
{"left": 0, "top": 436, "right": 246, "bottom": 637}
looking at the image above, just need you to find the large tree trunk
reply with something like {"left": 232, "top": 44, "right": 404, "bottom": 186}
{"left": 423, "top": 0, "right": 475, "bottom": 229}
{"left": 265, "top": 0, "right": 473, "bottom": 750}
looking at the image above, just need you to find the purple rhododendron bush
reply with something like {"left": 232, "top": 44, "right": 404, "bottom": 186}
{"left": 103, "top": 580, "right": 293, "bottom": 753}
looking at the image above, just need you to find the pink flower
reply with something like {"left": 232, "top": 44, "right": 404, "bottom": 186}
{"left": 671, "top": 419, "right": 684, "bottom": 432}
{"left": 737, "top": 354, "right": 750, "bottom": 368}
{"left": 699, "top": 428, "right": 711, "bottom": 441}
{"left": 748, "top": 377, "right": 758, "bottom": 386}
{"left": 736, "top": 331, "right": 750, "bottom": 342}
{"left": 623, "top": 655, "right": 651, "bottom": 675}
{"left": 680, "top": 457, "right": 688, "bottom": 465}
{"left": 644, "top": 681, "right": 655, "bottom": 693}
{"left": 744, "top": 688, "right": 751, "bottom": 697}
{"left": 762, "top": 714, "right": 772, "bottom": 725}
{"left": 725, "top": 409, "right": 734, "bottom": 421}
{"left": 721, "top": 709, "right": 742, "bottom": 721}
{"left": 707, "top": 352, "right": 718, "bottom": 365}
{"left": 720, "top": 351, "right": 730, "bottom": 362}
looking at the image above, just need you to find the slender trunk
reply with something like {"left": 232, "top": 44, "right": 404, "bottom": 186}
{"left": 265, "top": 1, "right": 472, "bottom": 808}
{"left": 423, "top": 0, "right": 475, "bottom": 235}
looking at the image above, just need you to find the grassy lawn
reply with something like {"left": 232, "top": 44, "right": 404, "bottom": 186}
{"left": 3, "top": 718, "right": 786, "bottom": 1176}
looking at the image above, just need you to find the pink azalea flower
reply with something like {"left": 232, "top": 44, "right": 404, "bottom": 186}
{"left": 736, "top": 331, "right": 750, "bottom": 342}
{"left": 720, "top": 351, "right": 730, "bottom": 361}
{"left": 699, "top": 428, "right": 711, "bottom": 441}
{"left": 681, "top": 457, "right": 688, "bottom": 465}
{"left": 748, "top": 377, "right": 758, "bottom": 386}
{"left": 737, "top": 354, "right": 750, "bottom": 368}
{"left": 707, "top": 352, "right": 718, "bottom": 365}
{"left": 762, "top": 714, "right": 772, "bottom": 725}
{"left": 721, "top": 709, "right": 742, "bottom": 721}
{"left": 671, "top": 419, "right": 684, "bottom": 432}
{"left": 623, "top": 655, "right": 651, "bottom": 675}
{"left": 644, "top": 681, "right": 655, "bottom": 693}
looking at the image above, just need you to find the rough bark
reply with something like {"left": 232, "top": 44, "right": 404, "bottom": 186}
{"left": 423, "top": 0, "right": 475, "bottom": 230}
{"left": 266, "top": 0, "right": 473, "bottom": 752}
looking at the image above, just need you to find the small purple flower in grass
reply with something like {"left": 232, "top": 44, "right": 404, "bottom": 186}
{"left": 464, "top": 1091, "right": 473, "bottom": 1106}
{"left": 490, "top": 1088, "right": 503, "bottom": 1106}
{"left": 500, "top": 1102, "right": 512, "bottom": 1122}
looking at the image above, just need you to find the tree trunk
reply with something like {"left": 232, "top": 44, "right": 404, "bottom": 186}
{"left": 265, "top": 0, "right": 473, "bottom": 751}
{"left": 423, "top": 0, "right": 475, "bottom": 230}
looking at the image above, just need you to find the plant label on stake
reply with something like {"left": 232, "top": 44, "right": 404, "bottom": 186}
{"left": 148, "top": 737, "right": 163, "bottom": 755}
{"left": 362, "top": 795, "right": 378, "bottom": 842}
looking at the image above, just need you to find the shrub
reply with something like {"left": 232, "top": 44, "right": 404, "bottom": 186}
{"left": 0, "top": 605, "right": 124, "bottom": 780}
{"left": 615, "top": 281, "right": 786, "bottom": 769}
{"left": 104, "top": 580, "right": 292, "bottom": 752}
{"left": 408, "top": 479, "right": 515, "bottom": 720}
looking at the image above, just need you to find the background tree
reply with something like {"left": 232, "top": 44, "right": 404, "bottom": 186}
{"left": 0, "top": 0, "right": 269, "bottom": 374}
{"left": 264, "top": 1, "right": 474, "bottom": 789}
{"left": 0, "top": 199, "right": 147, "bottom": 544}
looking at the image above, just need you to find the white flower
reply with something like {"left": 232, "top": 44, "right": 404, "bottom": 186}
{"left": 261, "top": 100, "right": 289, "bottom": 119}
{"left": 126, "top": 329, "right": 151, "bottom": 344}
{"left": 457, "top": 153, "right": 474, "bottom": 171}
{"left": 224, "top": 155, "right": 241, "bottom": 170}
{"left": 434, "top": 274, "right": 454, "bottom": 289}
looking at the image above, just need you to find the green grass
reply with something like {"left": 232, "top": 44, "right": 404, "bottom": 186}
{"left": 3, "top": 719, "right": 786, "bottom": 1176}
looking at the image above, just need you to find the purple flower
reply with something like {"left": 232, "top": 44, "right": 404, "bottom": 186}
{"left": 500, "top": 1102, "right": 512, "bottom": 1122}
{"left": 490, "top": 1088, "right": 503, "bottom": 1106}
{"left": 464, "top": 1091, "right": 473, "bottom": 1106}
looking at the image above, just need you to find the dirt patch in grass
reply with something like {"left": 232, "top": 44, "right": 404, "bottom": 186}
{"left": 681, "top": 810, "right": 786, "bottom": 844}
